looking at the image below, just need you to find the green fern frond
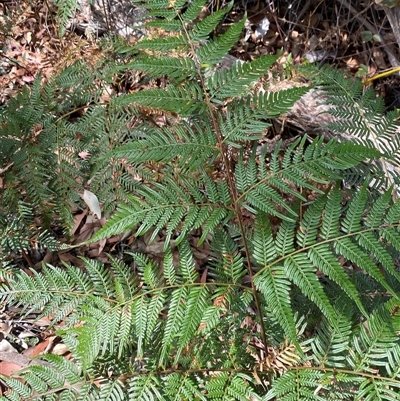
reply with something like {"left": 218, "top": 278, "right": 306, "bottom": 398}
{"left": 310, "top": 310, "right": 352, "bottom": 368}
{"left": 135, "top": 35, "right": 189, "bottom": 51}
{"left": 189, "top": 6, "right": 231, "bottom": 43}
{"left": 205, "top": 372, "right": 261, "bottom": 401}
{"left": 196, "top": 14, "right": 245, "bottom": 67}
{"left": 219, "top": 100, "right": 271, "bottom": 145}
{"left": 124, "top": 56, "right": 197, "bottom": 81}
{"left": 252, "top": 212, "right": 277, "bottom": 265}
{"left": 254, "top": 86, "right": 313, "bottom": 118}
{"left": 252, "top": 183, "right": 400, "bottom": 347}
{"left": 133, "top": 252, "right": 165, "bottom": 289}
{"left": 308, "top": 245, "right": 366, "bottom": 315}
{"left": 210, "top": 229, "right": 246, "bottom": 283}
{"left": 126, "top": 375, "right": 163, "bottom": 400}
{"left": 144, "top": 19, "right": 183, "bottom": 31}
{"left": 320, "top": 183, "right": 342, "bottom": 239}
{"left": 109, "top": 120, "right": 217, "bottom": 167}
{"left": 4, "top": 1, "right": 400, "bottom": 399}
{"left": 236, "top": 137, "right": 382, "bottom": 222}
{"left": 301, "top": 65, "right": 400, "bottom": 191}
{"left": 208, "top": 55, "right": 278, "bottom": 99}
{"left": 97, "top": 379, "right": 126, "bottom": 401}
{"left": 158, "top": 285, "right": 187, "bottom": 366}
{"left": 90, "top": 168, "right": 234, "bottom": 244}
{"left": 146, "top": 8, "right": 180, "bottom": 19}
{"left": 297, "top": 194, "right": 327, "bottom": 247}
{"left": 181, "top": 0, "right": 208, "bottom": 23}
{"left": 175, "top": 285, "right": 210, "bottom": 362}
{"left": 284, "top": 254, "right": 337, "bottom": 325}
{"left": 335, "top": 239, "right": 396, "bottom": 297}
{"left": 275, "top": 218, "right": 297, "bottom": 255}
{"left": 164, "top": 373, "right": 207, "bottom": 401}
{"left": 115, "top": 84, "right": 205, "bottom": 115}
{"left": 0, "top": 354, "right": 90, "bottom": 400}
{"left": 348, "top": 303, "right": 400, "bottom": 374}
{"left": 263, "top": 369, "right": 325, "bottom": 401}
{"left": 289, "top": 299, "right": 400, "bottom": 399}
{"left": 53, "top": 0, "right": 77, "bottom": 37}
{"left": 254, "top": 266, "right": 297, "bottom": 347}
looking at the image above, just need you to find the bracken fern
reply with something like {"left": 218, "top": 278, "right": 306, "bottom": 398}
{"left": 1, "top": 0, "right": 400, "bottom": 400}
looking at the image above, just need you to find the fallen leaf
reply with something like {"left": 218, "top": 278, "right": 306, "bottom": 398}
{"left": 52, "top": 343, "right": 69, "bottom": 355}
{"left": 82, "top": 189, "right": 101, "bottom": 219}
{"left": 0, "top": 361, "right": 23, "bottom": 377}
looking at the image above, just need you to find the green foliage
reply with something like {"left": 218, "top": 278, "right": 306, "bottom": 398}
{"left": 301, "top": 65, "right": 400, "bottom": 190}
{"left": 53, "top": 0, "right": 78, "bottom": 37}
{"left": 0, "top": 59, "right": 144, "bottom": 248}
{"left": 1, "top": 0, "right": 400, "bottom": 400}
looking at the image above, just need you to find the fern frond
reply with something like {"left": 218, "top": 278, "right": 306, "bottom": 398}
{"left": 109, "top": 120, "right": 217, "bottom": 167}
{"left": 196, "top": 14, "right": 245, "bottom": 67}
{"left": 135, "top": 35, "right": 189, "bottom": 51}
{"left": 254, "top": 85, "right": 312, "bottom": 117}
{"left": 189, "top": 7, "right": 231, "bottom": 43}
{"left": 263, "top": 369, "right": 325, "bottom": 400}
{"left": 146, "top": 8, "right": 180, "bottom": 19}
{"left": 254, "top": 266, "right": 297, "bottom": 346}
{"left": 252, "top": 212, "right": 277, "bottom": 265}
{"left": 127, "top": 374, "right": 164, "bottom": 400}
{"left": 310, "top": 311, "right": 352, "bottom": 368}
{"left": 284, "top": 254, "right": 337, "bottom": 325}
{"left": 252, "top": 183, "right": 400, "bottom": 348}
{"left": 158, "top": 285, "right": 186, "bottom": 366}
{"left": 210, "top": 229, "right": 246, "bottom": 283}
{"left": 175, "top": 285, "right": 210, "bottom": 362}
{"left": 275, "top": 218, "right": 297, "bottom": 255}
{"left": 301, "top": 65, "right": 400, "bottom": 191}
{"left": 164, "top": 373, "right": 207, "bottom": 401}
{"left": 208, "top": 55, "right": 278, "bottom": 99}
{"left": 144, "top": 19, "right": 183, "bottom": 31}
{"left": 113, "top": 84, "right": 205, "bottom": 115}
{"left": 348, "top": 299, "right": 400, "bottom": 372}
{"left": 97, "top": 379, "right": 126, "bottom": 401}
{"left": 297, "top": 194, "right": 327, "bottom": 247}
{"left": 205, "top": 372, "right": 261, "bottom": 401}
{"left": 308, "top": 245, "right": 366, "bottom": 315}
{"left": 90, "top": 168, "right": 233, "bottom": 244}
{"left": 53, "top": 0, "right": 77, "bottom": 37}
{"left": 3, "top": 1, "right": 400, "bottom": 399}
{"left": 236, "top": 136, "right": 382, "bottom": 222}
{"left": 123, "top": 56, "right": 197, "bottom": 81}
{"left": 0, "top": 354, "right": 91, "bottom": 400}
{"left": 320, "top": 183, "right": 342, "bottom": 239}
{"left": 181, "top": 0, "right": 208, "bottom": 23}
{"left": 335, "top": 240, "right": 396, "bottom": 297}
{"left": 219, "top": 100, "right": 271, "bottom": 144}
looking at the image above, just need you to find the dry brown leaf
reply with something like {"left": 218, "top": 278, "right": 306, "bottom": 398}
{"left": 72, "top": 211, "right": 88, "bottom": 235}
{"left": 0, "top": 361, "right": 23, "bottom": 378}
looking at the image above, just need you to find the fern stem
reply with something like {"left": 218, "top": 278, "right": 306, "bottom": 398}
{"left": 254, "top": 222, "right": 400, "bottom": 279}
{"left": 177, "top": 10, "right": 271, "bottom": 354}
{"left": 289, "top": 366, "right": 400, "bottom": 385}
{"left": 211, "top": 116, "right": 270, "bottom": 351}
{"left": 104, "top": 366, "right": 257, "bottom": 380}
{"left": 21, "top": 249, "right": 34, "bottom": 268}
{"left": 206, "top": 88, "right": 270, "bottom": 358}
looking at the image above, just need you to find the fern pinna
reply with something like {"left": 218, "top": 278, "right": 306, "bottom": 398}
{"left": 1, "top": 0, "right": 400, "bottom": 400}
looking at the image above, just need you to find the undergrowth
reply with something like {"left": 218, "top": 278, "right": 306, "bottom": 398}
{"left": 1, "top": 0, "right": 400, "bottom": 399}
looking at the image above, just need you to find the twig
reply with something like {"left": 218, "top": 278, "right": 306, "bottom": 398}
{"left": 382, "top": 6, "right": 400, "bottom": 53}
{"left": 339, "top": 0, "right": 400, "bottom": 68}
